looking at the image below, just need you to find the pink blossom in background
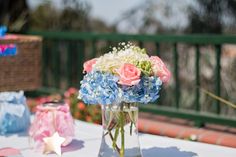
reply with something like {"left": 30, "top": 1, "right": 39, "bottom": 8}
{"left": 83, "top": 58, "right": 97, "bottom": 73}
{"left": 64, "top": 87, "right": 77, "bottom": 98}
{"left": 68, "top": 87, "right": 77, "bottom": 95}
{"left": 150, "top": 56, "right": 171, "bottom": 83}
{"left": 116, "top": 63, "right": 141, "bottom": 86}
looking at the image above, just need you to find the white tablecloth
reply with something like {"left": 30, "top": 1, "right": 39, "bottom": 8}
{"left": 1, "top": 120, "right": 236, "bottom": 157}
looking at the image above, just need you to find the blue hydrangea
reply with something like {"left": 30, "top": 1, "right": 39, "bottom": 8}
{"left": 79, "top": 71, "right": 119, "bottom": 105}
{"left": 121, "top": 76, "right": 162, "bottom": 104}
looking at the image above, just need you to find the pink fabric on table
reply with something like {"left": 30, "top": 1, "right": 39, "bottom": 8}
{"left": 0, "top": 147, "right": 21, "bottom": 156}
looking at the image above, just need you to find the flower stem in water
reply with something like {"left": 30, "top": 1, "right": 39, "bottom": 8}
{"left": 120, "top": 104, "right": 125, "bottom": 157}
{"left": 113, "top": 125, "right": 120, "bottom": 149}
{"left": 108, "top": 130, "right": 121, "bottom": 155}
{"left": 130, "top": 121, "right": 133, "bottom": 136}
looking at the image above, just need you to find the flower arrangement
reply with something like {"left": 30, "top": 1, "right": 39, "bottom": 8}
{"left": 79, "top": 43, "right": 171, "bottom": 157}
{"left": 79, "top": 42, "right": 171, "bottom": 105}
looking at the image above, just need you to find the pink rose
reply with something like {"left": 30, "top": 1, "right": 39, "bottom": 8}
{"left": 150, "top": 56, "right": 171, "bottom": 83}
{"left": 83, "top": 58, "right": 97, "bottom": 73}
{"left": 116, "top": 63, "right": 141, "bottom": 86}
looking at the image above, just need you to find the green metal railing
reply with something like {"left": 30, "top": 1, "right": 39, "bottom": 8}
{"left": 27, "top": 31, "right": 236, "bottom": 127}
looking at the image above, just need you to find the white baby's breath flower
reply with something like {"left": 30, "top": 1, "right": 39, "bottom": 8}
{"left": 94, "top": 44, "right": 151, "bottom": 73}
{"left": 94, "top": 51, "right": 121, "bottom": 73}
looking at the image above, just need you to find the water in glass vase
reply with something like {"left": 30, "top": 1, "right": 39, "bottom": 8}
{"left": 98, "top": 102, "right": 142, "bottom": 157}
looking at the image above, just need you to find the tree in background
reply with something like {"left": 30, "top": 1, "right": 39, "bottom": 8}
{"left": 29, "top": 0, "right": 115, "bottom": 32}
{"left": 115, "top": 0, "right": 174, "bottom": 34}
{"left": 0, "top": 0, "right": 29, "bottom": 32}
{"left": 0, "top": 0, "right": 114, "bottom": 33}
{"left": 1, "top": 0, "right": 236, "bottom": 34}
{"left": 29, "top": 0, "right": 91, "bottom": 31}
{"left": 115, "top": 0, "right": 236, "bottom": 34}
{"left": 187, "top": 0, "right": 236, "bottom": 33}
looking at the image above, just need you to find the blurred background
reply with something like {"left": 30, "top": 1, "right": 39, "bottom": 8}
{"left": 1, "top": 0, "right": 236, "bottom": 33}
{"left": 0, "top": 0, "right": 236, "bottom": 127}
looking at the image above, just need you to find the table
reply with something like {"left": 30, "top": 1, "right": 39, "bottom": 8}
{"left": 1, "top": 120, "right": 236, "bottom": 157}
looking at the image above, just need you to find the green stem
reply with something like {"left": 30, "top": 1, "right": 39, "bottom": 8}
{"left": 128, "top": 103, "right": 136, "bottom": 136}
{"left": 130, "top": 121, "right": 133, "bottom": 136}
{"left": 103, "top": 122, "right": 116, "bottom": 137}
{"left": 127, "top": 103, "right": 132, "bottom": 136}
{"left": 113, "top": 125, "right": 120, "bottom": 149}
{"left": 108, "top": 131, "right": 121, "bottom": 154}
{"left": 120, "top": 104, "right": 125, "bottom": 157}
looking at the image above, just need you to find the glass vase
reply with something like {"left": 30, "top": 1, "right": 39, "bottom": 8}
{"left": 98, "top": 102, "right": 142, "bottom": 157}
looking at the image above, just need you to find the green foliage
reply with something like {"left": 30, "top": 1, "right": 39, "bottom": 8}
{"left": 187, "top": 0, "right": 236, "bottom": 33}
{"left": 135, "top": 60, "right": 153, "bottom": 76}
{"left": 0, "top": 0, "right": 29, "bottom": 32}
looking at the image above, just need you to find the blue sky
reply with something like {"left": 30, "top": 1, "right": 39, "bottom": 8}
{"left": 86, "top": 0, "right": 144, "bottom": 25}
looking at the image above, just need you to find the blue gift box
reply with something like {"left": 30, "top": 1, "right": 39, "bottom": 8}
{"left": 0, "top": 91, "right": 30, "bottom": 135}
